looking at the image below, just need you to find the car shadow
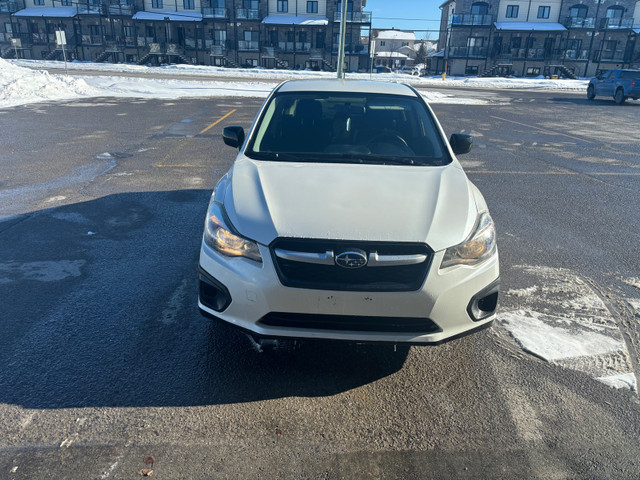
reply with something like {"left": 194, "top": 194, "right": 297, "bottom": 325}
{"left": 0, "top": 190, "right": 409, "bottom": 409}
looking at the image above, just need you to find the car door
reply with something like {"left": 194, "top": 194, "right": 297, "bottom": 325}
{"left": 595, "top": 70, "right": 615, "bottom": 96}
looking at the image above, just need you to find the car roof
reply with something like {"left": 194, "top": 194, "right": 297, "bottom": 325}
{"left": 276, "top": 79, "right": 418, "bottom": 97}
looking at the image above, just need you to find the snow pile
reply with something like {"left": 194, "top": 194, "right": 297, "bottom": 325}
{"left": 0, "top": 58, "right": 101, "bottom": 108}
{"left": 1, "top": 58, "right": 589, "bottom": 109}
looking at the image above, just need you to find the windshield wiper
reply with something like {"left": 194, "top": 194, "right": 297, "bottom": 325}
{"left": 338, "top": 155, "right": 417, "bottom": 166}
{"left": 246, "top": 151, "right": 303, "bottom": 162}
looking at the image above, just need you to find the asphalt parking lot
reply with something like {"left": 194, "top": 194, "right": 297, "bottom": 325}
{"left": 1, "top": 87, "right": 639, "bottom": 479}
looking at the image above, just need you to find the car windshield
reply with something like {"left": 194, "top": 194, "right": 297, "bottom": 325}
{"left": 246, "top": 91, "right": 449, "bottom": 166}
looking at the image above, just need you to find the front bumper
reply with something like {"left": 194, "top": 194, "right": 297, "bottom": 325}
{"left": 198, "top": 242, "right": 499, "bottom": 345}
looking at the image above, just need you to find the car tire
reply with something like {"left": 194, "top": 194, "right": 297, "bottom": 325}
{"left": 614, "top": 88, "right": 626, "bottom": 105}
{"left": 587, "top": 85, "right": 595, "bottom": 100}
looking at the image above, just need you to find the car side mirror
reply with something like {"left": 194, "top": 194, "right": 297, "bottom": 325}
{"left": 449, "top": 133, "right": 473, "bottom": 155}
{"left": 223, "top": 126, "right": 245, "bottom": 149}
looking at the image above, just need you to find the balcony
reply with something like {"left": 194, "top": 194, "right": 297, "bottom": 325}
{"left": 137, "top": 36, "right": 155, "bottom": 47}
{"left": 107, "top": 3, "right": 135, "bottom": 15}
{"left": 0, "top": 1, "right": 18, "bottom": 13}
{"left": 599, "top": 17, "right": 634, "bottom": 29}
{"left": 77, "top": 3, "right": 102, "bottom": 14}
{"left": 81, "top": 34, "right": 104, "bottom": 44}
{"left": 210, "top": 44, "right": 226, "bottom": 56}
{"left": 564, "top": 16, "right": 595, "bottom": 28}
{"left": 238, "top": 39, "right": 259, "bottom": 51}
{"left": 202, "top": 7, "right": 227, "bottom": 18}
{"left": 331, "top": 43, "right": 368, "bottom": 54}
{"left": 449, "top": 14, "right": 493, "bottom": 26}
{"left": 236, "top": 8, "right": 259, "bottom": 20}
{"left": 563, "top": 49, "right": 589, "bottom": 60}
{"left": 333, "top": 11, "right": 371, "bottom": 23}
{"left": 277, "top": 41, "right": 311, "bottom": 52}
{"left": 104, "top": 40, "right": 124, "bottom": 52}
{"left": 448, "top": 46, "right": 489, "bottom": 58}
{"left": 594, "top": 51, "right": 625, "bottom": 61}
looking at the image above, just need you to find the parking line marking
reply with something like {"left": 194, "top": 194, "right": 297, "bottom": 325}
{"left": 490, "top": 116, "right": 596, "bottom": 144}
{"left": 199, "top": 109, "right": 237, "bottom": 135}
{"left": 154, "top": 109, "right": 238, "bottom": 168}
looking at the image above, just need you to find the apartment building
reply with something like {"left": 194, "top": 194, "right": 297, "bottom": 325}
{"left": 0, "top": 0, "right": 372, "bottom": 71}
{"left": 437, "top": 0, "right": 640, "bottom": 77}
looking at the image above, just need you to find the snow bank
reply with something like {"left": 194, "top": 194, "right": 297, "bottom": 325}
{"left": 1, "top": 58, "right": 588, "bottom": 109}
{"left": 0, "top": 58, "right": 101, "bottom": 108}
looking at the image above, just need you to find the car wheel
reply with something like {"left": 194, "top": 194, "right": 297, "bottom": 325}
{"left": 614, "top": 88, "right": 626, "bottom": 105}
{"left": 587, "top": 85, "right": 595, "bottom": 100}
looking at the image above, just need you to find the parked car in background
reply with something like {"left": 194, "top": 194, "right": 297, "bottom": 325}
{"left": 198, "top": 79, "right": 500, "bottom": 348}
{"left": 587, "top": 69, "right": 640, "bottom": 104}
{"left": 374, "top": 66, "right": 393, "bottom": 73}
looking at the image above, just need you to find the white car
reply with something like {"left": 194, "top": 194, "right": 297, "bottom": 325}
{"left": 198, "top": 79, "right": 499, "bottom": 346}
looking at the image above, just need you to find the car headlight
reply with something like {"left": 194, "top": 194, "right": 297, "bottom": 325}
{"left": 440, "top": 212, "right": 496, "bottom": 269}
{"left": 204, "top": 202, "right": 262, "bottom": 263}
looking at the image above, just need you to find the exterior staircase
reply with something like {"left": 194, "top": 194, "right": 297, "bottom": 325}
{"left": 136, "top": 52, "right": 152, "bottom": 65}
{"left": 45, "top": 49, "right": 62, "bottom": 60}
{"left": 480, "top": 63, "right": 512, "bottom": 77}
{"left": 1, "top": 48, "right": 16, "bottom": 59}
{"left": 95, "top": 50, "right": 112, "bottom": 62}
{"left": 321, "top": 58, "right": 335, "bottom": 71}
{"left": 554, "top": 65, "right": 577, "bottom": 79}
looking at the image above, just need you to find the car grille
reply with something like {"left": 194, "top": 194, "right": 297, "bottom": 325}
{"left": 270, "top": 238, "right": 433, "bottom": 292}
{"left": 259, "top": 312, "right": 441, "bottom": 333}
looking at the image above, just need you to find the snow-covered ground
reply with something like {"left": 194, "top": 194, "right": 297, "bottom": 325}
{"left": 1, "top": 58, "right": 588, "bottom": 109}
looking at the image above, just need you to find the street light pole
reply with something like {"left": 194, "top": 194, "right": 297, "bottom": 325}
{"left": 336, "top": 0, "right": 348, "bottom": 79}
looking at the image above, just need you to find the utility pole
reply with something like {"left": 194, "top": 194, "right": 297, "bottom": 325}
{"left": 336, "top": 0, "right": 348, "bottom": 79}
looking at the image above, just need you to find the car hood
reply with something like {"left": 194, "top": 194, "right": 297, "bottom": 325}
{"left": 222, "top": 156, "right": 479, "bottom": 251}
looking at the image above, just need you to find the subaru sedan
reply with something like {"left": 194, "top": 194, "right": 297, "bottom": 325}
{"left": 198, "top": 79, "right": 499, "bottom": 345}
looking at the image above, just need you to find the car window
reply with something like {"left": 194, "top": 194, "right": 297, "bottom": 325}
{"left": 619, "top": 71, "right": 640, "bottom": 80}
{"left": 247, "top": 91, "right": 448, "bottom": 166}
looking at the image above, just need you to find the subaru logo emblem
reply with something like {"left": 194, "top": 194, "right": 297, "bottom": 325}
{"left": 335, "top": 250, "right": 368, "bottom": 269}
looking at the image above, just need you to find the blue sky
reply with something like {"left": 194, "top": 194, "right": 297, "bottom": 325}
{"left": 365, "top": 0, "right": 442, "bottom": 39}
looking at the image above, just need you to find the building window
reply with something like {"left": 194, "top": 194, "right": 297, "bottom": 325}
{"left": 379, "top": 40, "right": 385, "bottom": 46}
{"left": 244, "top": 30, "right": 258, "bottom": 41}
{"left": 307, "top": 1, "right": 318, "bottom": 13}
{"left": 506, "top": 5, "right": 518, "bottom": 18}
{"left": 287, "top": 30, "right": 294, "bottom": 42}
{"left": 4, "top": 23, "right": 12, "bottom": 33}
{"left": 566, "top": 38, "right": 582, "bottom": 50}
{"left": 471, "top": 2, "right": 488, "bottom": 15}
{"left": 33, "top": 0, "right": 44, "bottom": 5}
{"left": 465, "top": 65, "right": 479, "bottom": 75}
{"left": 89, "top": 25, "right": 103, "bottom": 35}
{"left": 401, "top": 41, "right": 409, "bottom": 46}
{"left": 183, "top": 0, "right": 194, "bottom": 9}
{"left": 510, "top": 37, "right": 521, "bottom": 49}
{"left": 526, "top": 67, "right": 540, "bottom": 76}
{"left": 537, "top": 6, "right": 550, "bottom": 19}
{"left": 605, "top": 6, "right": 623, "bottom": 19}
{"left": 124, "top": 26, "right": 134, "bottom": 37}
{"left": 569, "top": 5, "right": 587, "bottom": 18}
{"left": 60, "top": 0, "right": 72, "bottom": 5}
{"left": 152, "top": 0, "right": 162, "bottom": 8}
{"left": 316, "top": 31, "right": 324, "bottom": 48}
{"left": 299, "top": 31, "right": 307, "bottom": 43}
{"left": 277, "top": 0, "right": 288, "bottom": 12}
{"left": 213, "top": 29, "right": 226, "bottom": 45}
